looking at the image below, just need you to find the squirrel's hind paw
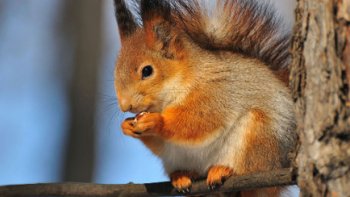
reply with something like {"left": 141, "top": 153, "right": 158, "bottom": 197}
{"left": 170, "top": 171, "right": 198, "bottom": 194}
{"left": 207, "top": 165, "right": 233, "bottom": 190}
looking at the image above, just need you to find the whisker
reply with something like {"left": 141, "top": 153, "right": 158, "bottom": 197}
{"left": 107, "top": 109, "right": 121, "bottom": 136}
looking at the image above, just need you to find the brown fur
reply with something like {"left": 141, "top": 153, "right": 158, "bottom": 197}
{"left": 235, "top": 109, "right": 282, "bottom": 197}
{"left": 235, "top": 109, "right": 280, "bottom": 175}
{"left": 172, "top": 0, "right": 291, "bottom": 71}
{"left": 241, "top": 187, "right": 282, "bottom": 197}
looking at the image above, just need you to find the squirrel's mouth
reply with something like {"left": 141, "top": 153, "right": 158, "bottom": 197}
{"left": 129, "top": 105, "right": 152, "bottom": 114}
{"left": 141, "top": 105, "right": 162, "bottom": 114}
{"left": 128, "top": 102, "right": 162, "bottom": 114}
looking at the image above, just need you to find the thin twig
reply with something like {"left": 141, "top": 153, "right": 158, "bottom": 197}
{"left": 0, "top": 168, "right": 296, "bottom": 197}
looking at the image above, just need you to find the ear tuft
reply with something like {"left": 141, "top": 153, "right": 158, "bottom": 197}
{"left": 114, "top": 0, "right": 138, "bottom": 41}
{"left": 141, "top": 0, "right": 171, "bottom": 23}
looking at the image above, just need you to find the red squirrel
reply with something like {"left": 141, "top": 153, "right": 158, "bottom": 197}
{"left": 113, "top": 0, "right": 296, "bottom": 196}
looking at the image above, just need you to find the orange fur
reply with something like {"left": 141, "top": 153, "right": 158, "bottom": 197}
{"left": 170, "top": 171, "right": 199, "bottom": 190}
{"left": 207, "top": 165, "right": 234, "bottom": 186}
{"left": 139, "top": 136, "right": 164, "bottom": 156}
{"left": 161, "top": 88, "right": 225, "bottom": 145}
{"left": 120, "top": 87, "right": 225, "bottom": 145}
{"left": 144, "top": 16, "right": 165, "bottom": 50}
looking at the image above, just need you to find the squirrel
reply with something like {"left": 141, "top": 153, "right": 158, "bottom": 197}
{"left": 113, "top": 0, "right": 297, "bottom": 196}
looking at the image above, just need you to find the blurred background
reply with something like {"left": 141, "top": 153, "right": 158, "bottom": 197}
{"left": 0, "top": 0, "right": 296, "bottom": 192}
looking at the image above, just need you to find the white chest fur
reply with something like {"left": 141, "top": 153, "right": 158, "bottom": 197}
{"left": 159, "top": 114, "right": 249, "bottom": 176}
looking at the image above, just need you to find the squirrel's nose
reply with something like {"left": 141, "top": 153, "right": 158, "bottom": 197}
{"left": 119, "top": 98, "right": 132, "bottom": 112}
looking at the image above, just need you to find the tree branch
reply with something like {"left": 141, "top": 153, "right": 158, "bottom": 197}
{"left": 0, "top": 168, "right": 296, "bottom": 197}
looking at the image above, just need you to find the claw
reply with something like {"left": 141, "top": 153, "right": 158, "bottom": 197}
{"left": 176, "top": 187, "right": 191, "bottom": 194}
{"left": 208, "top": 183, "right": 222, "bottom": 190}
{"left": 176, "top": 189, "right": 184, "bottom": 194}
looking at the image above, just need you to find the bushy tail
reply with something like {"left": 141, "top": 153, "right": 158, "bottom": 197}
{"left": 171, "top": 0, "right": 291, "bottom": 71}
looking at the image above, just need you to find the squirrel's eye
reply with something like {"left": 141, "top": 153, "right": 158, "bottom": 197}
{"left": 141, "top": 65, "right": 153, "bottom": 79}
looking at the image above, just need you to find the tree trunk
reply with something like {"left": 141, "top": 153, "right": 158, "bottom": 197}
{"left": 62, "top": 0, "right": 103, "bottom": 182}
{"left": 290, "top": 0, "right": 350, "bottom": 196}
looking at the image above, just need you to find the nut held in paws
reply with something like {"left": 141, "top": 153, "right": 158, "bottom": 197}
{"left": 132, "top": 111, "right": 149, "bottom": 126}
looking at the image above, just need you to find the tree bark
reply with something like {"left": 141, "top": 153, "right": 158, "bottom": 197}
{"left": 290, "top": 0, "right": 350, "bottom": 196}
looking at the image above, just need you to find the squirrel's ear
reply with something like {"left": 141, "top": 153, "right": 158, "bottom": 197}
{"left": 114, "top": 0, "right": 138, "bottom": 42}
{"left": 141, "top": 0, "right": 183, "bottom": 59}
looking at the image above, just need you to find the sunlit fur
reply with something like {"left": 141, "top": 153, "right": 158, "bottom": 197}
{"left": 114, "top": 0, "right": 296, "bottom": 196}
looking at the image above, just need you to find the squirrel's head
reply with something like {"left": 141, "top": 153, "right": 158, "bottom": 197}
{"left": 114, "top": 0, "right": 190, "bottom": 114}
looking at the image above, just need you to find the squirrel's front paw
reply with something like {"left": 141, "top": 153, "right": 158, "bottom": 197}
{"left": 132, "top": 112, "right": 163, "bottom": 136}
{"left": 121, "top": 117, "right": 142, "bottom": 138}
